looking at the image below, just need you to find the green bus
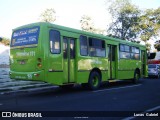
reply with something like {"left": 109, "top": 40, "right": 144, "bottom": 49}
{"left": 10, "top": 22, "right": 147, "bottom": 90}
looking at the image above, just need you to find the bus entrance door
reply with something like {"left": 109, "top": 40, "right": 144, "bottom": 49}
{"left": 108, "top": 45, "right": 116, "bottom": 79}
{"left": 63, "top": 37, "right": 76, "bottom": 83}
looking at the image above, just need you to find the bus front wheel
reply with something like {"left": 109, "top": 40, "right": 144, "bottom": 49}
{"left": 133, "top": 70, "right": 140, "bottom": 84}
{"left": 88, "top": 72, "right": 101, "bottom": 90}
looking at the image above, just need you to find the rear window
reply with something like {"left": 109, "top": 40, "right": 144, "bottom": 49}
{"left": 11, "top": 26, "right": 40, "bottom": 47}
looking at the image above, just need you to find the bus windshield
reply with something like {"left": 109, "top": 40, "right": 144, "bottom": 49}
{"left": 11, "top": 26, "right": 40, "bottom": 47}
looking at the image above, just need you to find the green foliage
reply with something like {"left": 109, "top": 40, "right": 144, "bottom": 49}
{"left": 106, "top": 0, "right": 160, "bottom": 52}
{"left": 154, "top": 40, "right": 160, "bottom": 51}
{"left": 107, "top": 0, "right": 141, "bottom": 41}
{"left": 39, "top": 8, "right": 56, "bottom": 22}
{"left": 106, "top": 0, "right": 131, "bottom": 18}
{"left": 139, "top": 8, "right": 160, "bottom": 41}
{"left": 146, "top": 42, "right": 151, "bottom": 51}
{"left": 0, "top": 37, "right": 10, "bottom": 46}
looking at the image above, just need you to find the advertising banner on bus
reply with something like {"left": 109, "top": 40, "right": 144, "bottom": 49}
{"left": 11, "top": 26, "right": 40, "bottom": 47}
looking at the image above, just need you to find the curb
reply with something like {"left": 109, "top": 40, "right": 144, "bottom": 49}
{"left": 0, "top": 68, "right": 60, "bottom": 96}
{"left": 0, "top": 85, "right": 58, "bottom": 95}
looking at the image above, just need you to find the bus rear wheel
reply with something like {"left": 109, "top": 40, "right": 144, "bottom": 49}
{"left": 132, "top": 70, "right": 140, "bottom": 84}
{"left": 88, "top": 72, "right": 101, "bottom": 90}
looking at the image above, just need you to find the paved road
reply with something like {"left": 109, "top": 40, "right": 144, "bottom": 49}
{"left": 0, "top": 78, "right": 160, "bottom": 120}
{"left": 0, "top": 68, "right": 56, "bottom": 95}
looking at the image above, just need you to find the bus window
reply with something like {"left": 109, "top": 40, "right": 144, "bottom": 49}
{"left": 70, "top": 39, "right": 75, "bottom": 59}
{"left": 124, "top": 45, "right": 130, "bottom": 52}
{"left": 63, "top": 38, "right": 68, "bottom": 59}
{"left": 120, "top": 44, "right": 125, "bottom": 51}
{"left": 131, "top": 47, "right": 140, "bottom": 60}
{"left": 119, "top": 44, "right": 130, "bottom": 59}
{"left": 80, "top": 35, "right": 88, "bottom": 56}
{"left": 135, "top": 48, "right": 140, "bottom": 53}
{"left": 89, "top": 38, "right": 106, "bottom": 57}
{"left": 50, "top": 30, "right": 61, "bottom": 54}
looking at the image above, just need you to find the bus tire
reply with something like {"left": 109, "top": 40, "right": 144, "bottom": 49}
{"left": 133, "top": 70, "right": 140, "bottom": 84}
{"left": 88, "top": 71, "right": 101, "bottom": 90}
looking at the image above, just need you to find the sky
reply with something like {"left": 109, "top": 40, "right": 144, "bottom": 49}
{"left": 0, "top": 0, "right": 160, "bottom": 39}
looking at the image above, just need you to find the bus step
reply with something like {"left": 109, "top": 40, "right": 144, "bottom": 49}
{"left": 109, "top": 79, "right": 122, "bottom": 83}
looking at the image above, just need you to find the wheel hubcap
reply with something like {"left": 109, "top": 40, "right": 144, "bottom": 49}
{"left": 136, "top": 73, "right": 139, "bottom": 80}
{"left": 92, "top": 76, "right": 98, "bottom": 87}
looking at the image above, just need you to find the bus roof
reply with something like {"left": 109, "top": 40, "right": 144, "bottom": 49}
{"left": 12, "top": 22, "right": 146, "bottom": 49}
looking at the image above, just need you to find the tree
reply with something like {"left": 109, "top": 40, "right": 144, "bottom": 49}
{"left": 80, "top": 15, "right": 105, "bottom": 34}
{"left": 106, "top": 0, "right": 141, "bottom": 42}
{"left": 154, "top": 40, "right": 160, "bottom": 51}
{"left": 146, "top": 42, "right": 151, "bottom": 52}
{"left": 139, "top": 8, "right": 160, "bottom": 50}
{"left": 80, "top": 15, "right": 95, "bottom": 32}
{"left": 0, "top": 37, "right": 10, "bottom": 46}
{"left": 40, "top": 8, "right": 56, "bottom": 22}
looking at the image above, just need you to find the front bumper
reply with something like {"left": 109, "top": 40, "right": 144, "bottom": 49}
{"left": 148, "top": 72, "right": 159, "bottom": 76}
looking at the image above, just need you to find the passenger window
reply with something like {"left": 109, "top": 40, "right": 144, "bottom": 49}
{"left": 50, "top": 30, "right": 61, "bottom": 54}
{"left": 120, "top": 45, "right": 140, "bottom": 60}
{"left": 80, "top": 35, "right": 88, "bottom": 56}
{"left": 120, "top": 44, "right": 125, "bottom": 51}
{"left": 131, "top": 47, "right": 140, "bottom": 60}
{"left": 119, "top": 44, "right": 130, "bottom": 59}
{"left": 120, "top": 52, "right": 130, "bottom": 59}
{"left": 124, "top": 45, "right": 130, "bottom": 52}
{"left": 89, "top": 37, "right": 106, "bottom": 57}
